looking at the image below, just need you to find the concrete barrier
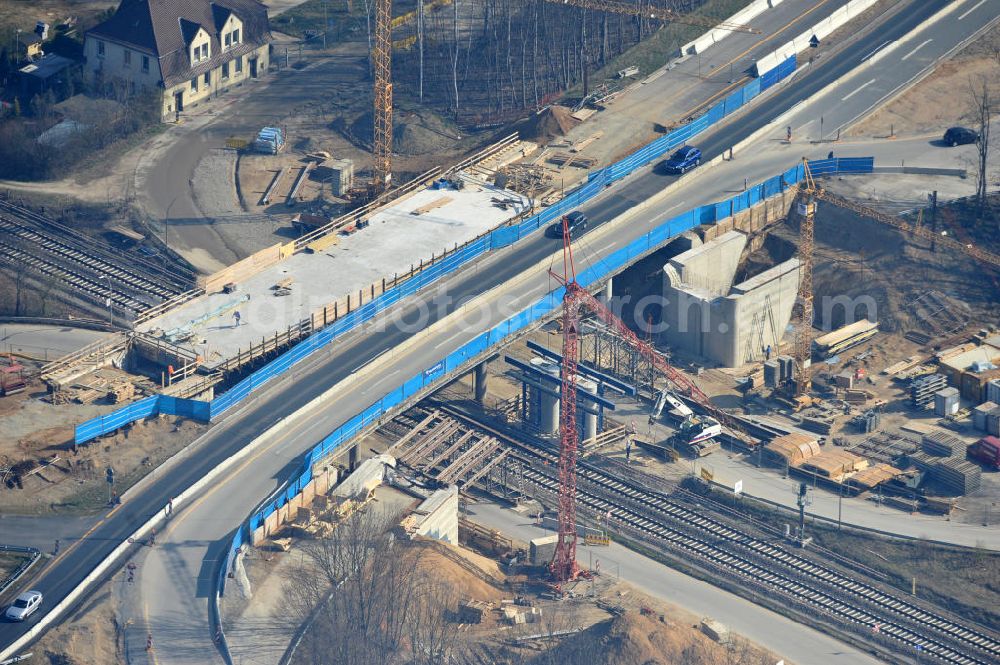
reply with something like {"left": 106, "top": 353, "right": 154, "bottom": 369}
{"left": 679, "top": 0, "right": 776, "bottom": 56}
{"left": 872, "top": 166, "right": 967, "bottom": 178}
{"left": 754, "top": 0, "right": 879, "bottom": 76}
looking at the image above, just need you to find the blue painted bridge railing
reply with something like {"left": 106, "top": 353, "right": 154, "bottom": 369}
{"left": 74, "top": 55, "right": 803, "bottom": 446}
{"left": 219, "top": 156, "right": 874, "bottom": 588}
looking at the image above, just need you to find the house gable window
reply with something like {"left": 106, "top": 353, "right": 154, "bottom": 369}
{"left": 142, "top": 55, "right": 150, "bottom": 73}
{"left": 97, "top": 40, "right": 105, "bottom": 57}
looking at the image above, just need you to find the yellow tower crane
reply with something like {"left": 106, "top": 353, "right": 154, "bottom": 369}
{"left": 369, "top": 1, "right": 758, "bottom": 193}
{"left": 791, "top": 158, "right": 1000, "bottom": 397}
{"left": 373, "top": 0, "right": 393, "bottom": 195}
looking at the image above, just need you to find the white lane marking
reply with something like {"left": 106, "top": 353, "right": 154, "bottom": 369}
{"left": 841, "top": 78, "right": 876, "bottom": 102}
{"left": 959, "top": 0, "right": 987, "bottom": 20}
{"left": 861, "top": 41, "right": 891, "bottom": 61}
{"left": 901, "top": 39, "right": 933, "bottom": 61}
{"left": 433, "top": 328, "right": 467, "bottom": 349}
{"left": 352, "top": 348, "right": 388, "bottom": 372}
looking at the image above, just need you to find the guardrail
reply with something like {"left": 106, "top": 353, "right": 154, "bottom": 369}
{"left": 0, "top": 545, "right": 41, "bottom": 598}
{"left": 217, "top": 156, "right": 875, "bottom": 598}
{"left": 73, "top": 53, "right": 802, "bottom": 446}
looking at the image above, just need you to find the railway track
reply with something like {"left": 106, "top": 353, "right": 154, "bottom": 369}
{"left": 0, "top": 239, "right": 148, "bottom": 312}
{"left": 427, "top": 404, "right": 1000, "bottom": 665}
{"left": 0, "top": 217, "right": 177, "bottom": 300}
{"left": 0, "top": 198, "right": 193, "bottom": 289}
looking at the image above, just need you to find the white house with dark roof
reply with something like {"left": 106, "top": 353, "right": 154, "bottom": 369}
{"left": 83, "top": 0, "right": 272, "bottom": 119}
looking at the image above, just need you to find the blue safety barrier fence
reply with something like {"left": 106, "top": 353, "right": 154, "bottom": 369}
{"left": 74, "top": 394, "right": 212, "bottom": 444}
{"left": 219, "top": 155, "right": 875, "bottom": 589}
{"left": 76, "top": 53, "right": 805, "bottom": 446}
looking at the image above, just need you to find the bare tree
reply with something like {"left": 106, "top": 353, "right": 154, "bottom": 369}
{"left": 283, "top": 508, "right": 462, "bottom": 665}
{"left": 969, "top": 76, "right": 993, "bottom": 219}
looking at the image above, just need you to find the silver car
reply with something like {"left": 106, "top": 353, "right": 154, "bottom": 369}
{"left": 5, "top": 590, "right": 42, "bottom": 621}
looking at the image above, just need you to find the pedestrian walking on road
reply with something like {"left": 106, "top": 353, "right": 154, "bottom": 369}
{"left": 149, "top": 528, "right": 156, "bottom": 547}
{"left": 53, "top": 539, "right": 60, "bottom": 556}
{"left": 233, "top": 311, "right": 242, "bottom": 327}
{"left": 146, "top": 633, "right": 153, "bottom": 651}
{"left": 166, "top": 497, "right": 174, "bottom": 517}
{"left": 786, "top": 126, "right": 792, "bottom": 142}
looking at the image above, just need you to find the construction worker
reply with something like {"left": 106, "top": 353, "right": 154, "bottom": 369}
{"left": 233, "top": 311, "right": 242, "bottom": 327}
{"left": 149, "top": 528, "right": 156, "bottom": 547}
{"left": 146, "top": 633, "right": 153, "bottom": 651}
{"left": 786, "top": 126, "right": 792, "bottom": 142}
{"left": 53, "top": 539, "right": 60, "bottom": 556}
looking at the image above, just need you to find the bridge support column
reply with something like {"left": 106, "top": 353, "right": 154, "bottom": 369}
{"left": 539, "top": 390, "right": 559, "bottom": 434}
{"left": 473, "top": 363, "right": 489, "bottom": 403}
{"left": 349, "top": 443, "right": 359, "bottom": 471}
{"left": 601, "top": 277, "right": 613, "bottom": 303}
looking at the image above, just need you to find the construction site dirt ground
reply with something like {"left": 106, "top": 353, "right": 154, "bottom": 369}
{"left": 849, "top": 22, "right": 1000, "bottom": 139}
{"left": 226, "top": 490, "right": 781, "bottom": 665}
{"left": 0, "top": 375, "right": 207, "bottom": 515}
{"left": 15, "top": 575, "right": 124, "bottom": 665}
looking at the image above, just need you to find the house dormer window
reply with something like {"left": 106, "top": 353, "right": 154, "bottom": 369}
{"left": 193, "top": 42, "right": 209, "bottom": 63}
{"left": 224, "top": 28, "right": 240, "bottom": 50}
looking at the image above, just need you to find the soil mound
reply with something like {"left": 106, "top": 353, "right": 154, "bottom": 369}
{"left": 347, "top": 110, "right": 462, "bottom": 155}
{"left": 411, "top": 539, "right": 506, "bottom": 602}
{"left": 519, "top": 105, "right": 580, "bottom": 143}
{"left": 537, "top": 611, "right": 741, "bottom": 665}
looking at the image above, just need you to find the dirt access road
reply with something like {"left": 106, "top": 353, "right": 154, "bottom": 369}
{"left": 138, "top": 44, "right": 369, "bottom": 273}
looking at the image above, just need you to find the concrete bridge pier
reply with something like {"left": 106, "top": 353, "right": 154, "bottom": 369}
{"left": 473, "top": 362, "right": 489, "bottom": 403}
{"left": 349, "top": 443, "right": 359, "bottom": 471}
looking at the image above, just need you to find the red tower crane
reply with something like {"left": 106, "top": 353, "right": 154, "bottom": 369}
{"left": 548, "top": 217, "right": 755, "bottom": 584}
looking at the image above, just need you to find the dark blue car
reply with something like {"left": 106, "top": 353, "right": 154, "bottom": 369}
{"left": 660, "top": 146, "right": 702, "bottom": 174}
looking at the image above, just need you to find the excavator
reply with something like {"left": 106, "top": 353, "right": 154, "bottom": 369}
{"left": 648, "top": 387, "right": 723, "bottom": 456}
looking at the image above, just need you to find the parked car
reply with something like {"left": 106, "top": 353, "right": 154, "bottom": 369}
{"left": 659, "top": 146, "right": 702, "bottom": 174}
{"left": 943, "top": 127, "right": 978, "bottom": 146}
{"left": 5, "top": 590, "right": 42, "bottom": 621}
{"left": 546, "top": 210, "right": 588, "bottom": 238}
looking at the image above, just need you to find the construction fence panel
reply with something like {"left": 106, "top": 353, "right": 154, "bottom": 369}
{"left": 74, "top": 395, "right": 160, "bottom": 445}
{"left": 743, "top": 77, "right": 762, "bottom": 104}
{"left": 776, "top": 55, "right": 797, "bottom": 81}
{"left": 158, "top": 395, "right": 212, "bottom": 421}
{"left": 835, "top": 157, "right": 874, "bottom": 174}
{"left": 490, "top": 226, "right": 520, "bottom": 249}
{"left": 724, "top": 88, "right": 745, "bottom": 116}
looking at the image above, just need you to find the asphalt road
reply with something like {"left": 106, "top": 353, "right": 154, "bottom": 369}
{"left": 0, "top": 324, "right": 110, "bottom": 362}
{"left": 0, "top": 0, "right": 984, "bottom": 656}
